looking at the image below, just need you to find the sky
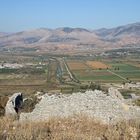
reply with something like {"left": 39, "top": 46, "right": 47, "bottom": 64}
{"left": 0, "top": 0, "right": 140, "bottom": 32}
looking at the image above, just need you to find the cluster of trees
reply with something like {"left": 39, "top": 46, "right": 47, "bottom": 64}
{"left": 80, "top": 82, "right": 101, "bottom": 90}
{"left": 114, "top": 67, "right": 120, "bottom": 70}
{"left": 60, "top": 82, "right": 101, "bottom": 94}
{"left": 98, "top": 67, "right": 120, "bottom": 70}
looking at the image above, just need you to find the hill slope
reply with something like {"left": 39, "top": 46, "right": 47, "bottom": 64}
{"left": 0, "top": 22, "right": 140, "bottom": 52}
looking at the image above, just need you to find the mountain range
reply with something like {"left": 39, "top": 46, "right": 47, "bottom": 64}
{"left": 0, "top": 22, "right": 140, "bottom": 52}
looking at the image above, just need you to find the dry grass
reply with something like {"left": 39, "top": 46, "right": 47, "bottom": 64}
{"left": 0, "top": 115, "right": 140, "bottom": 140}
{"left": 86, "top": 61, "right": 110, "bottom": 69}
{"left": 0, "top": 96, "right": 9, "bottom": 116}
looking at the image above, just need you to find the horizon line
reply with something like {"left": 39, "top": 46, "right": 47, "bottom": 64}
{"left": 1, "top": 21, "right": 140, "bottom": 33}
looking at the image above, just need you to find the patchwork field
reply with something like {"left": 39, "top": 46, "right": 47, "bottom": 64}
{"left": 0, "top": 54, "right": 140, "bottom": 95}
{"left": 66, "top": 60, "right": 140, "bottom": 82}
{"left": 86, "top": 61, "right": 110, "bottom": 69}
{"left": 66, "top": 61, "right": 122, "bottom": 82}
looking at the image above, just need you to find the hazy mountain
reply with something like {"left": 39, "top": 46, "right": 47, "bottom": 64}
{"left": 0, "top": 22, "right": 140, "bottom": 52}
{"left": 95, "top": 22, "right": 140, "bottom": 38}
{"left": 95, "top": 23, "right": 140, "bottom": 46}
{"left": 0, "top": 27, "right": 105, "bottom": 51}
{"left": 0, "top": 32, "right": 10, "bottom": 38}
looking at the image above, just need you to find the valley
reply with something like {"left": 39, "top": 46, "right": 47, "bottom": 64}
{"left": 0, "top": 23, "right": 140, "bottom": 139}
{"left": 1, "top": 1, "right": 140, "bottom": 139}
{"left": 0, "top": 51, "right": 140, "bottom": 96}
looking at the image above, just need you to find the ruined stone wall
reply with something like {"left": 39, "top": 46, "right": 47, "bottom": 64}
{"left": 20, "top": 88, "right": 140, "bottom": 123}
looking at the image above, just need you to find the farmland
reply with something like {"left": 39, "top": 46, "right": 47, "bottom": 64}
{"left": 0, "top": 52, "right": 140, "bottom": 95}
{"left": 66, "top": 60, "right": 113, "bottom": 82}
{"left": 66, "top": 59, "right": 140, "bottom": 83}
{"left": 67, "top": 61, "right": 88, "bottom": 70}
{"left": 72, "top": 70, "right": 122, "bottom": 81}
{"left": 0, "top": 54, "right": 49, "bottom": 96}
{"left": 86, "top": 61, "right": 110, "bottom": 69}
{"left": 108, "top": 62, "right": 140, "bottom": 81}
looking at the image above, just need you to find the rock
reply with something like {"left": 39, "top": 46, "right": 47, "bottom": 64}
{"left": 108, "top": 87, "right": 124, "bottom": 100}
{"left": 21, "top": 97, "right": 39, "bottom": 113}
{"left": 20, "top": 88, "right": 140, "bottom": 124}
{"left": 5, "top": 93, "right": 23, "bottom": 117}
{"left": 131, "top": 93, "right": 139, "bottom": 100}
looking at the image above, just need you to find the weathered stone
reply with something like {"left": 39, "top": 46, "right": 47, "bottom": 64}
{"left": 20, "top": 88, "right": 140, "bottom": 123}
{"left": 5, "top": 93, "right": 23, "bottom": 117}
{"left": 108, "top": 87, "right": 124, "bottom": 100}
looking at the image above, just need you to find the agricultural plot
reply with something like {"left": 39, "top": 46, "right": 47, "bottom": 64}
{"left": 67, "top": 60, "right": 123, "bottom": 82}
{"left": 0, "top": 65, "right": 48, "bottom": 95}
{"left": 108, "top": 62, "right": 140, "bottom": 81}
{"left": 86, "top": 61, "right": 110, "bottom": 69}
{"left": 72, "top": 70, "right": 122, "bottom": 82}
{"left": 126, "top": 61, "right": 140, "bottom": 68}
{"left": 67, "top": 61, "right": 88, "bottom": 70}
{"left": 67, "top": 60, "right": 140, "bottom": 82}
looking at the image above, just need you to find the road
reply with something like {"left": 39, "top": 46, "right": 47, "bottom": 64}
{"left": 63, "top": 58, "right": 79, "bottom": 83}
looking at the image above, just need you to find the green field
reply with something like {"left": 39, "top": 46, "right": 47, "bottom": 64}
{"left": 67, "top": 60, "right": 140, "bottom": 82}
{"left": 109, "top": 63, "right": 140, "bottom": 71}
{"left": 108, "top": 62, "right": 140, "bottom": 81}
{"left": 0, "top": 53, "right": 140, "bottom": 95}
{"left": 72, "top": 70, "right": 122, "bottom": 82}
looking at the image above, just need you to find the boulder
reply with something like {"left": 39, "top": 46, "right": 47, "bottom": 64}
{"left": 108, "top": 87, "right": 124, "bottom": 100}
{"left": 5, "top": 93, "right": 23, "bottom": 117}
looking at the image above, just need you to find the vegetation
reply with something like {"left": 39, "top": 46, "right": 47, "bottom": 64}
{"left": 134, "top": 99, "right": 140, "bottom": 106}
{"left": 0, "top": 52, "right": 140, "bottom": 95}
{"left": 72, "top": 70, "right": 122, "bottom": 82}
{"left": 0, "top": 115, "right": 139, "bottom": 140}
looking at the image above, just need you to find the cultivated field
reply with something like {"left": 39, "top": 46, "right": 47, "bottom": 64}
{"left": 66, "top": 59, "right": 140, "bottom": 83}
{"left": 86, "top": 61, "right": 110, "bottom": 69}
{"left": 108, "top": 62, "right": 140, "bottom": 81}
{"left": 0, "top": 54, "right": 48, "bottom": 95}
{"left": 0, "top": 52, "right": 140, "bottom": 94}
{"left": 67, "top": 60, "right": 122, "bottom": 82}
{"left": 67, "top": 61, "right": 88, "bottom": 70}
{"left": 72, "top": 70, "right": 122, "bottom": 82}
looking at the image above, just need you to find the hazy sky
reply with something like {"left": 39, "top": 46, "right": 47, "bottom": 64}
{"left": 0, "top": 0, "right": 140, "bottom": 32}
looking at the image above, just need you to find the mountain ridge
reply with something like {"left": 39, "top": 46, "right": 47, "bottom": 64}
{"left": 0, "top": 22, "right": 140, "bottom": 52}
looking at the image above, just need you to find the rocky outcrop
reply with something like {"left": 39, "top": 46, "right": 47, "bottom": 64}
{"left": 5, "top": 93, "right": 23, "bottom": 117}
{"left": 20, "top": 88, "right": 140, "bottom": 123}
{"left": 108, "top": 87, "right": 124, "bottom": 100}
